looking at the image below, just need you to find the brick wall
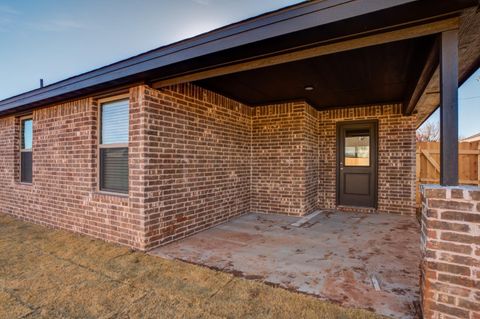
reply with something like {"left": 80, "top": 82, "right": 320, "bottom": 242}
{"left": 420, "top": 185, "right": 480, "bottom": 319}
{"left": 0, "top": 83, "right": 417, "bottom": 250}
{"left": 0, "top": 89, "right": 146, "bottom": 249}
{"left": 304, "top": 105, "right": 319, "bottom": 215}
{"left": 137, "top": 84, "right": 252, "bottom": 248}
{"left": 251, "top": 102, "right": 318, "bottom": 216}
{"left": 318, "top": 104, "right": 416, "bottom": 215}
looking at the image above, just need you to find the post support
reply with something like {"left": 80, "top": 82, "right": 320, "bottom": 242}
{"left": 439, "top": 30, "right": 459, "bottom": 186}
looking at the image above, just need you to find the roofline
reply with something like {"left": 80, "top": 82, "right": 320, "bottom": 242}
{"left": 0, "top": 0, "right": 418, "bottom": 114}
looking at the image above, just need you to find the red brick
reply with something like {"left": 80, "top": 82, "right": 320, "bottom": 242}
{"left": 437, "top": 273, "right": 480, "bottom": 289}
{"left": 421, "top": 186, "right": 480, "bottom": 319}
{"left": 451, "top": 189, "right": 464, "bottom": 199}
{"left": 430, "top": 303, "right": 469, "bottom": 318}
{"left": 441, "top": 210, "right": 480, "bottom": 223}
{"left": 469, "top": 190, "right": 480, "bottom": 201}
{"left": 458, "top": 299, "right": 480, "bottom": 311}
{"left": 425, "top": 188, "right": 447, "bottom": 199}
{"left": 429, "top": 199, "right": 474, "bottom": 211}
{"left": 439, "top": 253, "right": 480, "bottom": 268}
{"left": 430, "top": 282, "right": 471, "bottom": 298}
{"left": 0, "top": 95, "right": 144, "bottom": 249}
{"left": 437, "top": 294, "right": 456, "bottom": 305}
{"left": 440, "top": 232, "right": 480, "bottom": 245}
{"left": 427, "top": 261, "right": 470, "bottom": 276}
{"left": 428, "top": 240, "right": 473, "bottom": 255}
{"left": 426, "top": 219, "right": 470, "bottom": 232}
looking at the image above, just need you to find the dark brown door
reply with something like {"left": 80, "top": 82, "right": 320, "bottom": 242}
{"left": 337, "top": 121, "right": 377, "bottom": 208}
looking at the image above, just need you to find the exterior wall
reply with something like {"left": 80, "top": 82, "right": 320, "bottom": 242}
{"left": 0, "top": 91, "right": 146, "bottom": 249}
{"left": 318, "top": 104, "right": 416, "bottom": 215}
{"left": 138, "top": 84, "right": 252, "bottom": 248}
{"left": 0, "top": 83, "right": 417, "bottom": 250}
{"left": 251, "top": 102, "right": 318, "bottom": 216}
{"left": 420, "top": 185, "right": 480, "bottom": 319}
{"left": 304, "top": 105, "right": 320, "bottom": 214}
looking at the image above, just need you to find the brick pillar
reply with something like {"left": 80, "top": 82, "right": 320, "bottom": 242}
{"left": 420, "top": 185, "right": 480, "bottom": 319}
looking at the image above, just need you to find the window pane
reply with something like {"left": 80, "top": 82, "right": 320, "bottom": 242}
{"left": 345, "top": 131, "right": 370, "bottom": 167}
{"left": 101, "top": 99, "right": 129, "bottom": 144}
{"left": 21, "top": 151, "right": 32, "bottom": 183}
{"left": 100, "top": 148, "right": 128, "bottom": 193}
{"left": 21, "top": 119, "right": 32, "bottom": 150}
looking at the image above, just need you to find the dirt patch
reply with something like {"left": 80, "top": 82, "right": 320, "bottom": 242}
{"left": 0, "top": 214, "right": 384, "bottom": 319}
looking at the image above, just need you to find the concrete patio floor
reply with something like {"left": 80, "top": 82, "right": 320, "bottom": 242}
{"left": 150, "top": 212, "right": 421, "bottom": 319}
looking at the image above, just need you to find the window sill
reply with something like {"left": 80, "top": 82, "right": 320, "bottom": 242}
{"left": 95, "top": 190, "right": 129, "bottom": 198}
{"left": 16, "top": 182, "right": 33, "bottom": 186}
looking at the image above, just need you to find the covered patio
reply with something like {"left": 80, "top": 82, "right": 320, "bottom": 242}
{"left": 151, "top": 211, "right": 421, "bottom": 319}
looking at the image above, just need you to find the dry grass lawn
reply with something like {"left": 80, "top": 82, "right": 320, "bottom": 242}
{"left": 0, "top": 214, "right": 384, "bottom": 319}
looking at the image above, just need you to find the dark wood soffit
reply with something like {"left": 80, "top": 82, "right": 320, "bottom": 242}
{"left": 403, "top": 37, "right": 440, "bottom": 115}
{"left": 194, "top": 36, "right": 435, "bottom": 110}
{"left": 152, "top": 17, "right": 459, "bottom": 89}
{"left": 0, "top": 0, "right": 420, "bottom": 113}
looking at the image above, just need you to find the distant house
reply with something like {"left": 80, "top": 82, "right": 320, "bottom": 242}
{"left": 462, "top": 132, "right": 480, "bottom": 142}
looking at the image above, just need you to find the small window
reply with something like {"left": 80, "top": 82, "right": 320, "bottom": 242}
{"left": 20, "top": 117, "right": 33, "bottom": 183}
{"left": 99, "top": 99, "right": 129, "bottom": 193}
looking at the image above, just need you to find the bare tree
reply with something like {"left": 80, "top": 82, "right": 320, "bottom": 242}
{"left": 416, "top": 121, "right": 440, "bottom": 142}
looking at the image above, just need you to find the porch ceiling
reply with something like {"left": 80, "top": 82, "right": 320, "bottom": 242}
{"left": 196, "top": 36, "right": 436, "bottom": 109}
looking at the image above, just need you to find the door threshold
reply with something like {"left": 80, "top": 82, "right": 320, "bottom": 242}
{"left": 335, "top": 205, "right": 377, "bottom": 214}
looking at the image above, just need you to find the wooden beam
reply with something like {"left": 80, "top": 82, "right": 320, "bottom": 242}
{"left": 404, "top": 38, "right": 439, "bottom": 115}
{"left": 421, "top": 149, "right": 441, "bottom": 173}
{"left": 152, "top": 17, "right": 459, "bottom": 89}
{"left": 440, "top": 29, "right": 459, "bottom": 186}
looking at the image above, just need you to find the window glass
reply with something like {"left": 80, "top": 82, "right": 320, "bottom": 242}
{"left": 345, "top": 130, "right": 370, "bottom": 166}
{"left": 101, "top": 99, "right": 129, "bottom": 144}
{"left": 21, "top": 152, "right": 32, "bottom": 183}
{"left": 21, "top": 119, "right": 32, "bottom": 150}
{"left": 100, "top": 148, "right": 129, "bottom": 193}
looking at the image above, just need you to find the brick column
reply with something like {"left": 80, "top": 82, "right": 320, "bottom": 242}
{"left": 420, "top": 185, "right": 480, "bottom": 319}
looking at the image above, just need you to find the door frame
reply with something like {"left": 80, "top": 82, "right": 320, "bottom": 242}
{"left": 335, "top": 119, "right": 379, "bottom": 208}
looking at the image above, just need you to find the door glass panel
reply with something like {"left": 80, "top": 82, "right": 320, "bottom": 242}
{"left": 345, "top": 129, "right": 370, "bottom": 166}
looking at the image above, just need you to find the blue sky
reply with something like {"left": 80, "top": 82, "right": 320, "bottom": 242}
{"left": 422, "top": 68, "right": 480, "bottom": 138}
{"left": 0, "top": 0, "right": 478, "bottom": 137}
{"left": 0, "top": 0, "right": 302, "bottom": 98}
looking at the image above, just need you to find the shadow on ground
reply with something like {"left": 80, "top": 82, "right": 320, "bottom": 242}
{"left": 0, "top": 214, "right": 384, "bottom": 319}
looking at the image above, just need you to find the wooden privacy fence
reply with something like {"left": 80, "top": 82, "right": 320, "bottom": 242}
{"left": 416, "top": 141, "right": 480, "bottom": 206}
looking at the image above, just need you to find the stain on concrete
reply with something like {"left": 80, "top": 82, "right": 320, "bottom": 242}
{"left": 151, "top": 212, "right": 421, "bottom": 319}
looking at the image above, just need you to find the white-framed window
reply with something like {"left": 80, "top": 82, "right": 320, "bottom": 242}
{"left": 98, "top": 98, "right": 129, "bottom": 194}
